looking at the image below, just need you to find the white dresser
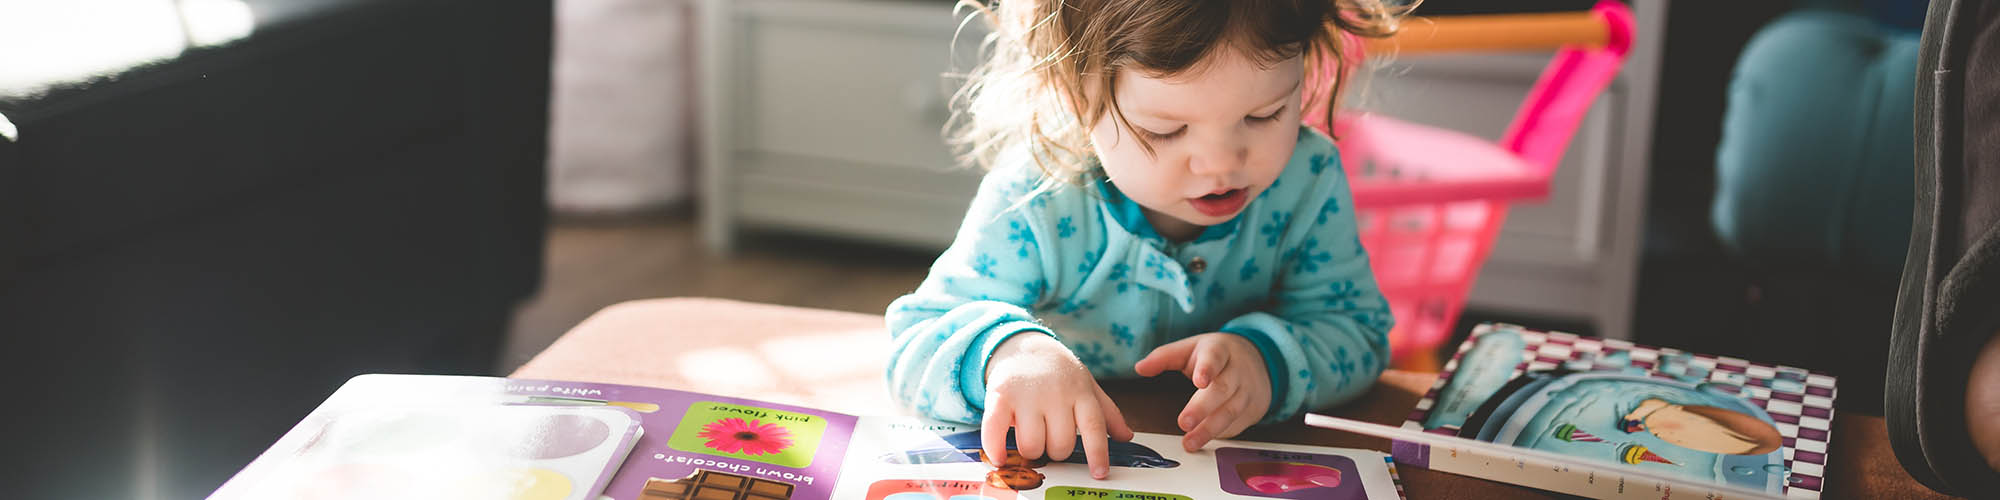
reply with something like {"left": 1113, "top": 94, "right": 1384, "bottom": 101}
{"left": 698, "top": 0, "right": 1667, "bottom": 338}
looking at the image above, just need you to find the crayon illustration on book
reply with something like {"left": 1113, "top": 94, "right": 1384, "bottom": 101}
{"left": 1213, "top": 447, "right": 1369, "bottom": 500}
{"left": 875, "top": 430, "right": 1180, "bottom": 470}
{"left": 1376, "top": 323, "right": 1838, "bottom": 499}
{"left": 980, "top": 451, "right": 1047, "bottom": 491}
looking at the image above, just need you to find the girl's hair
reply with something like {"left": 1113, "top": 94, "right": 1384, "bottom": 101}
{"left": 948, "top": 0, "right": 1411, "bottom": 186}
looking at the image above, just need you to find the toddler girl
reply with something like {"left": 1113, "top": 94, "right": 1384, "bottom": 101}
{"left": 886, "top": 0, "right": 1405, "bottom": 480}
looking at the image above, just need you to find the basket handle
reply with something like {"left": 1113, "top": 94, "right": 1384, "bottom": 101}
{"left": 1333, "top": 1, "right": 1636, "bottom": 179}
{"left": 1360, "top": 9, "right": 1618, "bottom": 56}
{"left": 1496, "top": 1, "right": 1635, "bottom": 178}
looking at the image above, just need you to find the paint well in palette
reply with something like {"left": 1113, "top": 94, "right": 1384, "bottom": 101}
{"left": 484, "top": 468, "right": 575, "bottom": 500}
{"left": 291, "top": 465, "right": 575, "bottom": 500}
{"left": 320, "top": 409, "right": 616, "bottom": 460}
{"left": 282, "top": 406, "right": 631, "bottom": 500}
{"left": 323, "top": 413, "right": 458, "bottom": 456}
{"left": 486, "top": 413, "right": 614, "bottom": 460}
{"left": 297, "top": 463, "right": 421, "bottom": 500}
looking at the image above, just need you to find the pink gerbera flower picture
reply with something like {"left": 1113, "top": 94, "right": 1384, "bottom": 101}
{"left": 696, "top": 418, "right": 795, "bottom": 456}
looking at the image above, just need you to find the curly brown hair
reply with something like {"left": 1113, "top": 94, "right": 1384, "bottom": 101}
{"left": 947, "top": 0, "right": 1411, "bottom": 188}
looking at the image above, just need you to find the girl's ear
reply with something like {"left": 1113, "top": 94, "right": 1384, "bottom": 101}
{"left": 1069, "top": 71, "right": 1110, "bottom": 130}
{"left": 1301, "top": 37, "right": 1345, "bottom": 133}
{"left": 1073, "top": 74, "right": 1120, "bottom": 150}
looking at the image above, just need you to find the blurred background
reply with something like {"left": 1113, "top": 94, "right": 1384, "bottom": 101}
{"left": 0, "top": 0, "right": 1928, "bottom": 498}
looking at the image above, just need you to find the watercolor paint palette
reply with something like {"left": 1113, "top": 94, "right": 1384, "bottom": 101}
{"left": 210, "top": 375, "right": 651, "bottom": 500}
{"left": 214, "top": 397, "right": 642, "bottom": 500}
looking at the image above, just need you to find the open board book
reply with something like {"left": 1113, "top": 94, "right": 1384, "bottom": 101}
{"left": 212, "top": 373, "right": 1406, "bottom": 500}
{"left": 1309, "top": 323, "right": 1837, "bottom": 500}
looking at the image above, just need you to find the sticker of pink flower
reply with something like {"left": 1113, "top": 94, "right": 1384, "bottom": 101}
{"left": 698, "top": 418, "right": 797, "bottom": 456}
{"left": 668, "top": 402, "right": 828, "bottom": 468}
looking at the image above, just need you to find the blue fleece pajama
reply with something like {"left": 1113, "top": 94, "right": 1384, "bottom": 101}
{"left": 885, "top": 126, "right": 1394, "bottom": 426}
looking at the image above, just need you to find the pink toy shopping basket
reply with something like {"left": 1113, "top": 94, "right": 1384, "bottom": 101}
{"left": 1308, "top": 1, "right": 1635, "bottom": 370}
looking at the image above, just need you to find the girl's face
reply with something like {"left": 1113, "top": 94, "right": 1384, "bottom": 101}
{"left": 1089, "top": 47, "right": 1306, "bottom": 241}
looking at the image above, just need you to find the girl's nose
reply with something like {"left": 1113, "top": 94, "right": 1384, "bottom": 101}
{"left": 1187, "top": 133, "right": 1250, "bottom": 177}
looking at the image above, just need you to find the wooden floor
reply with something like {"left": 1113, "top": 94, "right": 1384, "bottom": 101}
{"left": 499, "top": 213, "right": 1574, "bottom": 374}
{"left": 500, "top": 214, "right": 937, "bottom": 371}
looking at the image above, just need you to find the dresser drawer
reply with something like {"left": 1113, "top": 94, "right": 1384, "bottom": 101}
{"left": 732, "top": 0, "right": 976, "bottom": 172}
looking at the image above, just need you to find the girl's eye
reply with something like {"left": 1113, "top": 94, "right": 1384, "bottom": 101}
{"left": 1246, "top": 106, "right": 1286, "bottom": 124}
{"left": 1139, "top": 125, "right": 1186, "bottom": 141}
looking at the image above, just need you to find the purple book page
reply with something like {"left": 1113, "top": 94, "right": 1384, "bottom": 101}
{"left": 506, "top": 378, "right": 860, "bottom": 500}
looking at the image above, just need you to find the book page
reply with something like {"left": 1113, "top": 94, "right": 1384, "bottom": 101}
{"left": 500, "top": 378, "right": 862, "bottom": 500}
{"left": 831, "top": 416, "right": 1404, "bottom": 500}
{"left": 216, "top": 374, "right": 1409, "bottom": 500}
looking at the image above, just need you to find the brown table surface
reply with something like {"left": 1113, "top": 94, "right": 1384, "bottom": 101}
{"left": 512, "top": 298, "right": 1956, "bottom": 500}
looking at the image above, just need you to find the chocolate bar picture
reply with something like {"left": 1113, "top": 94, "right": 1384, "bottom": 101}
{"left": 640, "top": 469, "right": 794, "bottom": 500}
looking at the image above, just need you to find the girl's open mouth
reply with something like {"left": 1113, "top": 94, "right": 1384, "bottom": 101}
{"left": 1189, "top": 188, "right": 1249, "bottom": 217}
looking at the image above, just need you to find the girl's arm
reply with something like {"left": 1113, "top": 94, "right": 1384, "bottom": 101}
{"left": 885, "top": 167, "right": 1059, "bottom": 424}
{"left": 1219, "top": 141, "right": 1395, "bottom": 424}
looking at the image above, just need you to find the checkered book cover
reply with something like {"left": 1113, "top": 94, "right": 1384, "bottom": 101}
{"left": 1399, "top": 323, "right": 1838, "bottom": 499}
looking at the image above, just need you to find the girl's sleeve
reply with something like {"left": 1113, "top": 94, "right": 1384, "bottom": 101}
{"left": 884, "top": 168, "right": 1059, "bottom": 424}
{"left": 1219, "top": 143, "right": 1396, "bottom": 424}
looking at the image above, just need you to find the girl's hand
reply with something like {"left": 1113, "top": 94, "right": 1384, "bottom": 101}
{"left": 984, "top": 333, "right": 1137, "bottom": 479}
{"left": 1133, "top": 333, "right": 1271, "bottom": 452}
